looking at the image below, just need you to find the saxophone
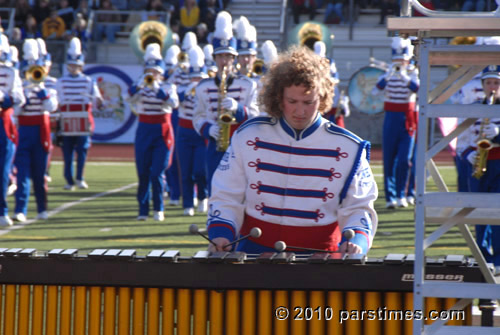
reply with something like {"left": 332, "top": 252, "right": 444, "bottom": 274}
{"left": 472, "top": 91, "right": 496, "bottom": 179}
{"left": 216, "top": 66, "right": 235, "bottom": 152}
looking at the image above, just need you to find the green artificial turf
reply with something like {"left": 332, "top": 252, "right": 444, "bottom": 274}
{"left": 0, "top": 162, "right": 471, "bottom": 259}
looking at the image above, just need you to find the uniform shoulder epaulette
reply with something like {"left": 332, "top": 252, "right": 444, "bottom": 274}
{"left": 237, "top": 116, "right": 277, "bottom": 133}
{"left": 325, "top": 122, "right": 362, "bottom": 144}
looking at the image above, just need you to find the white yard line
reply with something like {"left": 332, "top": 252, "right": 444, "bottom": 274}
{"left": 0, "top": 183, "right": 137, "bottom": 236}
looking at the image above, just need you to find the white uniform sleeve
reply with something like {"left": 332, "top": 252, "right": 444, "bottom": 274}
{"left": 208, "top": 133, "right": 248, "bottom": 239}
{"left": 243, "top": 79, "right": 260, "bottom": 118}
{"left": 164, "top": 83, "right": 179, "bottom": 109}
{"left": 193, "top": 83, "right": 212, "bottom": 135}
{"left": 336, "top": 152, "right": 378, "bottom": 248}
{"left": 91, "top": 80, "right": 103, "bottom": 106}
{"left": 43, "top": 88, "right": 59, "bottom": 112}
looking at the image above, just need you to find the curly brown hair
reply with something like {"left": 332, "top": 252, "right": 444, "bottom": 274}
{"left": 259, "top": 45, "right": 335, "bottom": 118}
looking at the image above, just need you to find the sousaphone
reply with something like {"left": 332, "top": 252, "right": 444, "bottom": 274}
{"left": 129, "top": 21, "right": 175, "bottom": 60}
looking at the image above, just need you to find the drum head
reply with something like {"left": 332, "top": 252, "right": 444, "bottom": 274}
{"left": 348, "top": 66, "right": 386, "bottom": 115}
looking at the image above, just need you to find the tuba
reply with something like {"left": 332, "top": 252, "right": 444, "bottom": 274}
{"left": 288, "top": 21, "right": 334, "bottom": 51}
{"left": 26, "top": 65, "right": 47, "bottom": 84}
{"left": 472, "top": 91, "right": 496, "bottom": 179}
{"left": 129, "top": 21, "right": 174, "bottom": 61}
{"left": 216, "top": 66, "right": 235, "bottom": 152}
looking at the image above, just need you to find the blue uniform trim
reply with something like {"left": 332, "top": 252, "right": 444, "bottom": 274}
{"left": 236, "top": 116, "right": 276, "bottom": 133}
{"left": 201, "top": 122, "right": 212, "bottom": 139}
{"left": 129, "top": 85, "right": 139, "bottom": 96}
{"left": 325, "top": 122, "right": 363, "bottom": 144}
{"left": 1, "top": 95, "right": 12, "bottom": 109}
{"left": 339, "top": 140, "right": 371, "bottom": 204}
{"left": 249, "top": 160, "right": 341, "bottom": 180}
{"left": 37, "top": 89, "right": 49, "bottom": 100}
{"left": 248, "top": 138, "right": 347, "bottom": 158}
{"left": 279, "top": 115, "right": 322, "bottom": 141}
{"left": 234, "top": 103, "right": 245, "bottom": 122}
{"left": 376, "top": 78, "right": 387, "bottom": 90}
{"left": 409, "top": 81, "right": 419, "bottom": 92}
{"left": 256, "top": 203, "right": 324, "bottom": 222}
{"left": 156, "top": 88, "right": 169, "bottom": 100}
{"left": 250, "top": 182, "right": 334, "bottom": 201}
{"left": 178, "top": 91, "right": 186, "bottom": 102}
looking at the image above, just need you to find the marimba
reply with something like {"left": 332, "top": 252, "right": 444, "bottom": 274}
{"left": 0, "top": 248, "right": 483, "bottom": 335}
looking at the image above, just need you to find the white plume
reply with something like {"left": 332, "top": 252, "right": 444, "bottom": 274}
{"left": 36, "top": 38, "right": 47, "bottom": 55}
{"left": 165, "top": 45, "right": 180, "bottom": 65}
{"left": 68, "top": 37, "right": 82, "bottom": 57}
{"left": 144, "top": 43, "right": 162, "bottom": 62}
{"left": 391, "top": 36, "right": 411, "bottom": 53}
{"left": 182, "top": 32, "right": 197, "bottom": 51}
{"left": 314, "top": 41, "right": 326, "bottom": 58}
{"left": 9, "top": 46, "right": 18, "bottom": 63}
{"left": 214, "top": 11, "right": 233, "bottom": 40}
{"left": 189, "top": 45, "right": 205, "bottom": 68}
{"left": 203, "top": 44, "right": 214, "bottom": 62}
{"left": 236, "top": 16, "right": 251, "bottom": 40}
{"left": 23, "top": 39, "right": 39, "bottom": 61}
{"left": 262, "top": 40, "right": 278, "bottom": 64}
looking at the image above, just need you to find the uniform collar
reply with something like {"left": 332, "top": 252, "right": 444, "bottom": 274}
{"left": 279, "top": 113, "right": 322, "bottom": 141}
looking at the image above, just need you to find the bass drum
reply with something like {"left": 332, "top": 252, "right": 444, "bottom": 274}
{"left": 347, "top": 65, "right": 386, "bottom": 115}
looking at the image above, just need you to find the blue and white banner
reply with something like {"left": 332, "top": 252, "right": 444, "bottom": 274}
{"left": 83, "top": 64, "right": 142, "bottom": 143}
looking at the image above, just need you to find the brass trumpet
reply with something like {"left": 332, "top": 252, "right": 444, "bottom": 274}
{"left": 144, "top": 73, "right": 155, "bottom": 87}
{"left": 251, "top": 59, "right": 264, "bottom": 76}
{"left": 472, "top": 91, "right": 496, "bottom": 179}
{"left": 25, "top": 65, "right": 47, "bottom": 84}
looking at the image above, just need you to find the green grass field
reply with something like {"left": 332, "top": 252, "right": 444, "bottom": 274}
{"left": 0, "top": 160, "right": 472, "bottom": 259}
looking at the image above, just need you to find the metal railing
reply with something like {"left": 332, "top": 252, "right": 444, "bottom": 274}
{"left": 400, "top": 0, "right": 500, "bottom": 17}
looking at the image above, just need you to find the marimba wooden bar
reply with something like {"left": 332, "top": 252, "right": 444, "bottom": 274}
{"left": 0, "top": 248, "right": 483, "bottom": 334}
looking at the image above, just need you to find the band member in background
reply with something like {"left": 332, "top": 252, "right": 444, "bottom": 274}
{"left": 260, "top": 40, "right": 278, "bottom": 76}
{"left": 207, "top": 46, "right": 378, "bottom": 254}
{"left": 373, "top": 36, "right": 419, "bottom": 209}
{"left": 166, "top": 33, "right": 197, "bottom": 206}
{"left": 56, "top": 37, "right": 102, "bottom": 191}
{"left": 36, "top": 38, "right": 58, "bottom": 184}
{"left": 235, "top": 16, "right": 258, "bottom": 82}
{"left": 313, "top": 41, "right": 350, "bottom": 127}
{"left": 13, "top": 39, "right": 58, "bottom": 223}
{"left": 177, "top": 45, "right": 208, "bottom": 216}
{"left": 163, "top": 44, "right": 180, "bottom": 82}
{"left": 193, "top": 11, "right": 259, "bottom": 194}
{"left": 203, "top": 44, "right": 217, "bottom": 77}
{"left": 0, "top": 35, "right": 25, "bottom": 227}
{"left": 462, "top": 65, "right": 500, "bottom": 267}
{"left": 128, "top": 43, "right": 179, "bottom": 221}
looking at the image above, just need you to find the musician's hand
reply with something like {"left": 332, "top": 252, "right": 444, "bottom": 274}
{"left": 221, "top": 97, "right": 238, "bottom": 112}
{"left": 207, "top": 237, "right": 231, "bottom": 253}
{"left": 338, "top": 241, "right": 362, "bottom": 255}
{"left": 340, "top": 96, "right": 350, "bottom": 117}
{"left": 482, "top": 123, "right": 499, "bottom": 139}
{"left": 208, "top": 123, "right": 220, "bottom": 140}
{"left": 466, "top": 151, "right": 478, "bottom": 165}
{"left": 0, "top": 90, "right": 5, "bottom": 102}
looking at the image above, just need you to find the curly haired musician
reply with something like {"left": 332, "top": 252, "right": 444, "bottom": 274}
{"left": 206, "top": 46, "right": 378, "bottom": 254}
{"left": 192, "top": 11, "right": 259, "bottom": 194}
{"left": 462, "top": 65, "right": 500, "bottom": 267}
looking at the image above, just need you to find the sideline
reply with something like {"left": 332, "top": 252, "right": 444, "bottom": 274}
{"left": 0, "top": 183, "right": 138, "bottom": 236}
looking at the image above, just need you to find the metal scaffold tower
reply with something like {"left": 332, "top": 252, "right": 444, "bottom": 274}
{"left": 388, "top": 1, "right": 500, "bottom": 334}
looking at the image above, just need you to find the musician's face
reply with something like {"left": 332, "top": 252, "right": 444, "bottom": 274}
{"left": 215, "top": 53, "right": 235, "bottom": 74}
{"left": 237, "top": 54, "right": 256, "bottom": 72}
{"left": 282, "top": 85, "right": 320, "bottom": 130}
{"left": 67, "top": 64, "right": 82, "bottom": 75}
{"left": 482, "top": 78, "right": 500, "bottom": 97}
